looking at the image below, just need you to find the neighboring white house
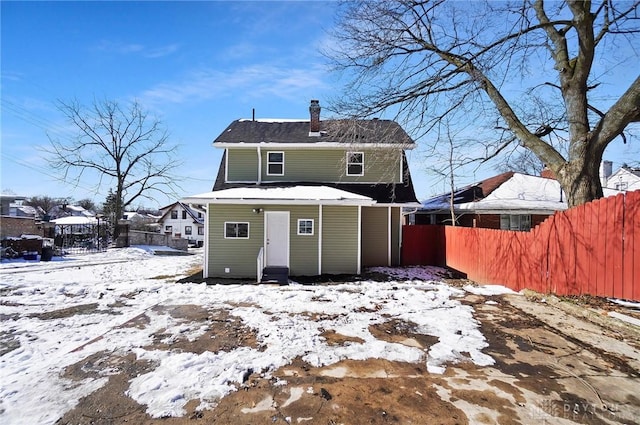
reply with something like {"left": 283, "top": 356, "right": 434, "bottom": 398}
{"left": 123, "top": 211, "right": 161, "bottom": 231}
{"left": 603, "top": 163, "right": 640, "bottom": 192}
{"left": 157, "top": 202, "right": 205, "bottom": 246}
{"left": 65, "top": 205, "right": 94, "bottom": 217}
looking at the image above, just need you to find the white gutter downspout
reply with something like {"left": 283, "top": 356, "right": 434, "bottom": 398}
{"left": 357, "top": 205, "right": 362, "bottom": 274}
{"left": 318, "top": 204, "right": 323, "bottom": 275}
{"left": 203, "top": 203, "right": 210, "bottom": 278}
{"left": 388, "top": 206, "right": 392, "bottom": 266}
{"left": 398, "top": 207, "right": 403, "bottom": 265}
{"left": 257, "top": 145, "right": 262, "bottom": 184}
{"left": 224, "top": 149, "right": 229, "bottom": 183}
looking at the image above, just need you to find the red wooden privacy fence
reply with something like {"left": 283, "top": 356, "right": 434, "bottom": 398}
{"left": 402, "top": 190, "right": 640, "bottom": 301}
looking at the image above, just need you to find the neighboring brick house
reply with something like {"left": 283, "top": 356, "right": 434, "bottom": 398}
{"left": 182, "top": 100, "right": 419, "bottom": 282}
{"left": 157, "top": 202, "right": 205, "bottom": 246}
{"left": 414, "top": 171, "right": 621, "bottom": 231}
{"left": 414, "top": 172, "right": 563, "bottom": 230}
{"left": 0, "top": 217, "right": 42, "bottom": 240}
{"left": 0, "top": 194, "right": 42, "bottom": 239}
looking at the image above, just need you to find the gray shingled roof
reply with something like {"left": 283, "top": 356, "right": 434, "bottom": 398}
{"left": 213, "top": 119, "right": 414, "bottom": 145}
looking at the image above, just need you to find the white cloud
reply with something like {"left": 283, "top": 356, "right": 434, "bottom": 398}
{"left": 93, "top": 40, "right": 179, "bottom": 58}
{"left": 138, "top": 63, "right": 330, "bottom": 107}
{"left": 145, "top": 43, "right": 181, "bottom": 59}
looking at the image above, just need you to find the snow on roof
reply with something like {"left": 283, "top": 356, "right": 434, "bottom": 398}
{"left": 182, "top": 185, "right": 374, "bottom": 205}
{"left": 422, "top": 173, "right": 568, "bottom": 213}
{"left": 237, "top": 118, "right": 307, "bottom": 123}
{"left": 51, "top": 216, "right": 98, "bottom": 225}
{"left": 468, "top": 173, "right": 567, "bottom": 212}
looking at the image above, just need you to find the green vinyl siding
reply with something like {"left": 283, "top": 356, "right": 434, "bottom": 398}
{"left": 391, "top": 207, "right": 401, "bottom": 266}
{"left": 207, "top": 203, "right": 367, "bottom": 278}
{"left": 208, "top": 204, "right": 263, "bottom": 278}
{"left": 261, "top": 149, "right": 401, "bottom": 183}
{"left": 226, "top": 149, "right": 258, "bottom": 181}
{"left": 207, "top": 204, "right": 320, "bottom": 278}
{"left": 225, "top": 147, "right": 402, "bottom": 183}
{"left": 289, "top": 205, "right": 319, "bottom": 276}
{"left": 361, "top": 207, "right": 389, "bottom": 267}
{"left": 322, "top": 206, "right": 359, "bottom": 274}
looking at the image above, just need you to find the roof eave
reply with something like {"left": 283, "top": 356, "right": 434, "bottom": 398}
{"left": 213, "top": 142, "right": 416, "bottom": 150}
{"left": 180, "top": 197, "right": 374, "bottom": 206}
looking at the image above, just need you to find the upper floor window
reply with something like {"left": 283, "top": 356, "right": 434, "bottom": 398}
{"left": 267, "top": 152, "right": 284, "bottom": 176}
{"left": 615, "top": 181, "right": 628, "bottom": 190}
{"left": 346, "top": 152, "right": 364, "bottom": 176}
{"left": 171, "top": 210, "right": 178, "bottom": 219}
{"left": 182, "top": 210, "right": 187, "bottom": 219}
{"left": 198, "top": 226, "right": 204, "bottom": 235}
{"left": 184, "top": 226, "right": 192, "bottom": 235}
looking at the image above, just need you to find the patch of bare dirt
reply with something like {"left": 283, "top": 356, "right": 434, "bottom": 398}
{"left": 30, "top": 303, "right": 118, "bottom": 320}
{"left": 54, "top": 290, "right": 640, "bottom": 425}
{"left": 147, "top": 305, "right": 261, "bottom": 354}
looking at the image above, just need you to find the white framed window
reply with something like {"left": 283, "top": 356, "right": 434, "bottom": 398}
{"left": 225, "top": 222, "right": 249, "bottom": 239}
{"left": 297, "top": 219, "right": 314, "bottom": 235}
{"left": 165, "top": 225, "right": 172, "bottom": 232}
{"left": 198, "top": 226, "right": 204, "bottom": 235}
{"left": 615, "top": 182, "right": 628, "bottom": 190}
{"left": 500, "top": 214, "right": 531, "bottom": 231}
{"left": 184, "top": 226, "right": 192, "bottom": 235}
{"left": 267, "top": 151, "right": 284, "bottom": 176}
{"left": 346, "top": 152, "right": 364, "bottom": 176}
{"left": 171, "top": 210, "right": 178, "bottom": 219}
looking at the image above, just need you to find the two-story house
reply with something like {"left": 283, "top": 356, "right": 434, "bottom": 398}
{"left": 157, "top": 201, "right": 206, "bottom": 246}
{"left": 183, "top": 100, "right": 419, "bottom": 282}
{"left": 605, "top": 164, "right": 640, "bottom": 192}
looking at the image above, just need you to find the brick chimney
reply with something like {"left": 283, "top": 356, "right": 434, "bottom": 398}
{"left": 540, "top": 166, "right": 556, "bottom": 179}
{"left": 309, "top": 99, "right": 321, "bottom": 136}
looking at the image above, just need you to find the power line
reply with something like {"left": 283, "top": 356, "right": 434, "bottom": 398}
{"left": 0, "top": 151, "right": 105, "bottom": 196}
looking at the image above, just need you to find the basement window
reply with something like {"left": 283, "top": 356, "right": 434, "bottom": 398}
{"left": 267, "top": 152, "right": 284, "bottom": 176}
{"left": 346, "top": 152, "right": 364, "bottom": 176}
{"left": 225, "top": 222, "right": 249, "bottom": 239}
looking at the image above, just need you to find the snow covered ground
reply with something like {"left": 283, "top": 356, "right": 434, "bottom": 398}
{"left": 0, "top": 247, "right": 514, "bottom": 424}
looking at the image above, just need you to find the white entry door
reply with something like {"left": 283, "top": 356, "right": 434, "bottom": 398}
{"left": 265, "top": 211, "right": 289, "bottom": 267}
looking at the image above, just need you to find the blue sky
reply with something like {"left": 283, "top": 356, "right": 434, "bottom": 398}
{"left": 1, "top": 1, "right": 638, "bottom": 209}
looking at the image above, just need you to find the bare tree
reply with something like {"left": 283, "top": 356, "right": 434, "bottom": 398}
{"left": 76, "top": 198, "right": 98, "bottom": 213}
{"left": 46, "top": 99, "right": 182, "bottom": 236}
{"left": 25, "top": 195, "right": 63, "bottom": 217}
{"left": 326, "top": 0, "right": 640, "bottom": 207}
{"left": 496, "top": 149, "right": 545, "bottom": 176}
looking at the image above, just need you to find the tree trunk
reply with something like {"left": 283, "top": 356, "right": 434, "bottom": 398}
{"left": 558, "top": 156, "right": 604, "bottom": 208}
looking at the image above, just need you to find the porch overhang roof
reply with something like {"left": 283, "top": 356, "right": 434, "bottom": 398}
{"left": 181, "top": 185, "right": 375, "bottom": 206}
{"left": 50, "top": 216, "right": 98, "bottom": 225}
